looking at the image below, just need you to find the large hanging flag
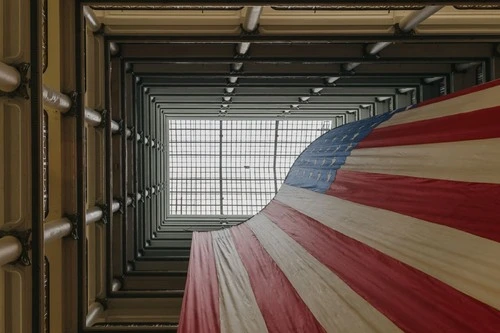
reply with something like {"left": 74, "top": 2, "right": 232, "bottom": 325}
{"left": 178, "top": 80, "right": 500, "bottom": 333}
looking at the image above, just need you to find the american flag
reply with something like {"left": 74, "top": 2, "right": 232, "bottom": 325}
{"left": 178, "top": 80, "right": 500, "bottom": 333}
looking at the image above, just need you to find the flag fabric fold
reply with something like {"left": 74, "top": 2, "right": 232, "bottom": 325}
{"left": 178, "top": 80, "right": 500, "bottom": 333}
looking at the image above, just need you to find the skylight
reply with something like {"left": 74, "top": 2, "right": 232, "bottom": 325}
{"left": 168, "top": 119, "right": 332, "bottom": 216}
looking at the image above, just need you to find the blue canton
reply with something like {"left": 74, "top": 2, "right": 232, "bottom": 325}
{"left": 284, "top": 106, "right": 413, "bottom": 193}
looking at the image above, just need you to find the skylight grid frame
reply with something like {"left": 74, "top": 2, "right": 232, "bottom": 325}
{"left": 168, "top": 119, "right": 333, "bottom": 217}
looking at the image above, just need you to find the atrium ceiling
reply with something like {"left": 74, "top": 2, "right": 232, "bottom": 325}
{"left": 77, "top": 2, "right": 500, "bottom": 330}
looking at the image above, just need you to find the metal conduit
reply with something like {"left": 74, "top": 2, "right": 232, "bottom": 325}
{"left": 43, "top": 84, "right": 72, "bottom": 112}
{"left": 86, "top": 206, "right": 104, "bottom": 225}
{"left": 109, "top": 42, "right": 119, "bottom": 56}
{"left": 85, "top": 107, "right": 103, "bottom": 127}
{"left": 83, "top": 6, "right": 102, "bottom": 33}
{"left": 86, "top": 302, "right": 104, "bottom": 327}
{"left": 2, "top": 200, "right": 123, "bottom": 266}
{"left": 0, "top": 236, "right": 22, "bottom": 267}
{"left": 398, "top": 88, "right": 415, "bottom": 94}
{"left": 111, "top": 120, "right": 120, "bottom": 133}
{"left": 44, "top": 218, "right": 72, "bottom": 242}
{"left": 111, "top": 279, "right": 122, "bottom": 291}
{"left": 112, "top": 200, "right": 121, "bottom": 213}
{"left": 423, "top": 76, "right": 444, "bottom": 84}
{"left": 454, "top": 62, "right": 481, "bottom": 72}
{"left": 344, "top": 6, "right": 443, "bottom": 72}
{"left": 0, "top": 61, "right": 21, "bottom": 92}
{"left": 232, "top": 7, "right": 263, "bottom": 72}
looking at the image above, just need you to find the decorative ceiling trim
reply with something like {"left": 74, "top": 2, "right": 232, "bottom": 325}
{"left": 90, "top": 5, "right": 244, "bottom": 10}
{"left": 454, "top": 5, "right": 500, "bottom": 9}
{"left": 271, "top": 5, "right": 425, "bottom": 10}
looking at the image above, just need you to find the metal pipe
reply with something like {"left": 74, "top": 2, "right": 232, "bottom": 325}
{"left": 112, "top": 200, "right": 121, "bottom": 213}
{"left": 398, "top": 88, "right": 415, "bottom": 94}
{"left": 366, "top": 41, "right": 392, "bottom": 55}
{"left": 399, "top": 6, "right": 443, "bottom": 31}
{"left": 109, "top": 42, "right": 119, "bottom": 56}
{"left": 136, "top": 133, "right": 141, "bottom": 142}
{"left": 86, "top": 206, "right": 104, "bottom": 225}
{"left": 424, "top": 76, "right": 443, "bottom": 84}
{"left": 85, "top": 302, "right": 104, "bottom": 327}
{"left": 231, "top": 7, "right": 263, "bottom": 76}
{"left": 243, "top": 6, "right": 262, "bottom": 32}
{"left": 83, "top": 6, "right": 102, "bottom": 33}
{"left": 454, "top": 62, "right": 481, "bottom": 72}
{"left": 125, "top": 128, "right": 132, "bottom": 138}
{"left": 326, "top": 77, "right": 340, "bottom": 84}
{"left": 343, "top": 62, "right": 361, "bottom": 72}
{"left": 345, "top": 6, "right": 443, "bottom": 71}
{"left": 0, "top": 236, "right": 22, "bottom": 267}
{"left": 126, "top": 196, "right": 133, "bottom": 206}
{"left": 43, "top": 84, "right": 72, "bottom": 112}
{"left": 85, "top": 107, "right": 102, "bottom": 127}
{"left": 111, "top": 279, "right": 122, "bottom": 292}
{"left": 136, "top": 192, "right": 142, "bottom": 201}
{"left": 0, "top": 61, "right": 21, "bottom": 92}
{"left": 44, "top": 218, "right": 72, "bottom": 242}
{"left": 236, "top": 43, "right": 250, "bottom": 56}
{"left": 232, "top": 62, "right": 243, "bottom": 72}
{"left": 111, "top": 120, "right": 120, "bottom": 133}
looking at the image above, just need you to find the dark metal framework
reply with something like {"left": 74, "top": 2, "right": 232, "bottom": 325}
{"left": 63, "top": 1, "right": 500, "bottom": 331}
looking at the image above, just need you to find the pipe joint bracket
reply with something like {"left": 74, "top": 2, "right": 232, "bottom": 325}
{"left": 0, "top": 229, "right": 32, "bottom": 266}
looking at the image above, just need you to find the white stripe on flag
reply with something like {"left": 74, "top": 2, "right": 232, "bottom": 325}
{"left": 276, "top": 184, "right": 500, "bottom": 310}
{"left": 212, "top": 229, "right": 269, "bottom": 333}
{"left": 247, "top": 215, "right": 403, "bottom": 333}
{"left": 378, "top": 84, "right": 500, "bottom": 128}
{"left": 343, "top": 138, "right": 500, "bottom": 184}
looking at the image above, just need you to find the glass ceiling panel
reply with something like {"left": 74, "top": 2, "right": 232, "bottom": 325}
{"left": 168, "top": 119, "right": 332, "bottom": 216}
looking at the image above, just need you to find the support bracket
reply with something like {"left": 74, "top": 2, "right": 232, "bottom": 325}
{"left": 96, "top": 203, "right": 109, "bottom": 225}
{"left": 239, "top": 24, "right": 260, "bottom": 36}
{"left": 393, "top": 23, "right": 415, "bottom": 36}
{"left": 127, "top": 193, "right": 136, "bottom": 208}
{"left": 62, "top": 91, "right": 79, "bottom": 117}
{"left": 66, "top": 214, "right": 79, "bottom": 240}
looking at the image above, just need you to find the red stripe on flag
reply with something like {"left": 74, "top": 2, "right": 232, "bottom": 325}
{"left": 326, "top": 170, "right": 500, "bottom": 242}
{"left": 230, "top": 224, "right": 327, "bottom": 333}
{"left": 264, "top": 200, "right": 500, "bottom": 333}
{"left": 178, "top": 232, "right": 220, "bottom": 333}
{"left": 358, "top": 106, "right": 500, "bottom": 148}
{"left": 416, "top": 79, "right": 500, "bottom": 108}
